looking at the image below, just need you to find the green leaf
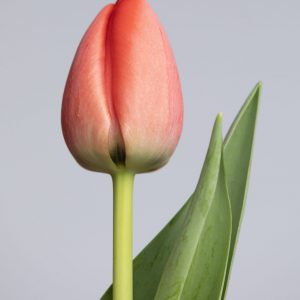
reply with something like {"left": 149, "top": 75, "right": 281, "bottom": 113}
{"left": 174, "top": 159, "right": 232, "bottom": 300}
{"left": 100, "top": 83, "right": 261, "bottom": 300}
{"left": 221, "top": 82, "right": 261, "bottom": 299}
{"left": 153, "top": 114, "right": 231, "bottom": 300}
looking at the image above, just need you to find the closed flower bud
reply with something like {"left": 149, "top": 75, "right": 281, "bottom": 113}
{"left": 61, "top": 0, "right": 183, "bottom": 174}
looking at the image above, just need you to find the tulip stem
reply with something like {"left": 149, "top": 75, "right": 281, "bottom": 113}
{"left": 112, "top": 171, "right": 135, "bottom": 300}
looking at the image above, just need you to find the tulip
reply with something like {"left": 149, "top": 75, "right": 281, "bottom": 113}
{"left": 61, "top": 0, "right": 183, "bottom": 175}
{"left": 61, "top": 0, "right": 183, "bottom": 299}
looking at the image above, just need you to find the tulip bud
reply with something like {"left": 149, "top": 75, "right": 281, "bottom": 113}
{"left": 61, "top": 0, "right": 183, "bottom": 174}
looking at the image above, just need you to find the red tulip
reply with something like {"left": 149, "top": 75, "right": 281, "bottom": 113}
{"left": 61, "top": 0, "right": 183, "bottom": 174}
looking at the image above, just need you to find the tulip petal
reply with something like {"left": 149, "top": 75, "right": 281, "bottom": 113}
{"left": 62, "top": 5, "right": 118, "bottom": 173}
{"left": 107, "top": 0, "right": 183, "bottom": 172}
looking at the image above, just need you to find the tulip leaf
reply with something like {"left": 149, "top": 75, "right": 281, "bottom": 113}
{"left": 153, "top": 115, "right": 231, "bottom": 300}
{"left": 100, "top": 83, "right": 261, "bottom": 300}
{"left": 221, "top": 82, "right": 261, "bottom": 298}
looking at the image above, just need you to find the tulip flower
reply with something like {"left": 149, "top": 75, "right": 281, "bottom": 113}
{"left": 61, "top": 0, "right": 183, "bottom": 299}
{"left": 61, "top": 0, "right": 183, "bottom": 175}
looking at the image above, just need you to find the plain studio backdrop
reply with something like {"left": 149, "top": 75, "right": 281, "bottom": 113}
{"left": 0, "top": 0, "right": 299, "bottom": 299}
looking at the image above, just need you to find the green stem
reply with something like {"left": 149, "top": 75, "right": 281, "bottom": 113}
{"left": 112, "top": 171, "right": 135, "bottom": 300}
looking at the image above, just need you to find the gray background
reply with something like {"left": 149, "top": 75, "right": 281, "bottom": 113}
{"left": 1, "top": 0, "right": 299, "bottom": 299}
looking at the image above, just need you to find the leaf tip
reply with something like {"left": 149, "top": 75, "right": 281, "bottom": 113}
{"left": 255, "top": 81, "right": 262, "bottom": 98}
{"left": 214, "top": 112, "right": 223, "bottom": 134}
{"left": 209, "top": 113, "right": 223, "bottom": 150}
